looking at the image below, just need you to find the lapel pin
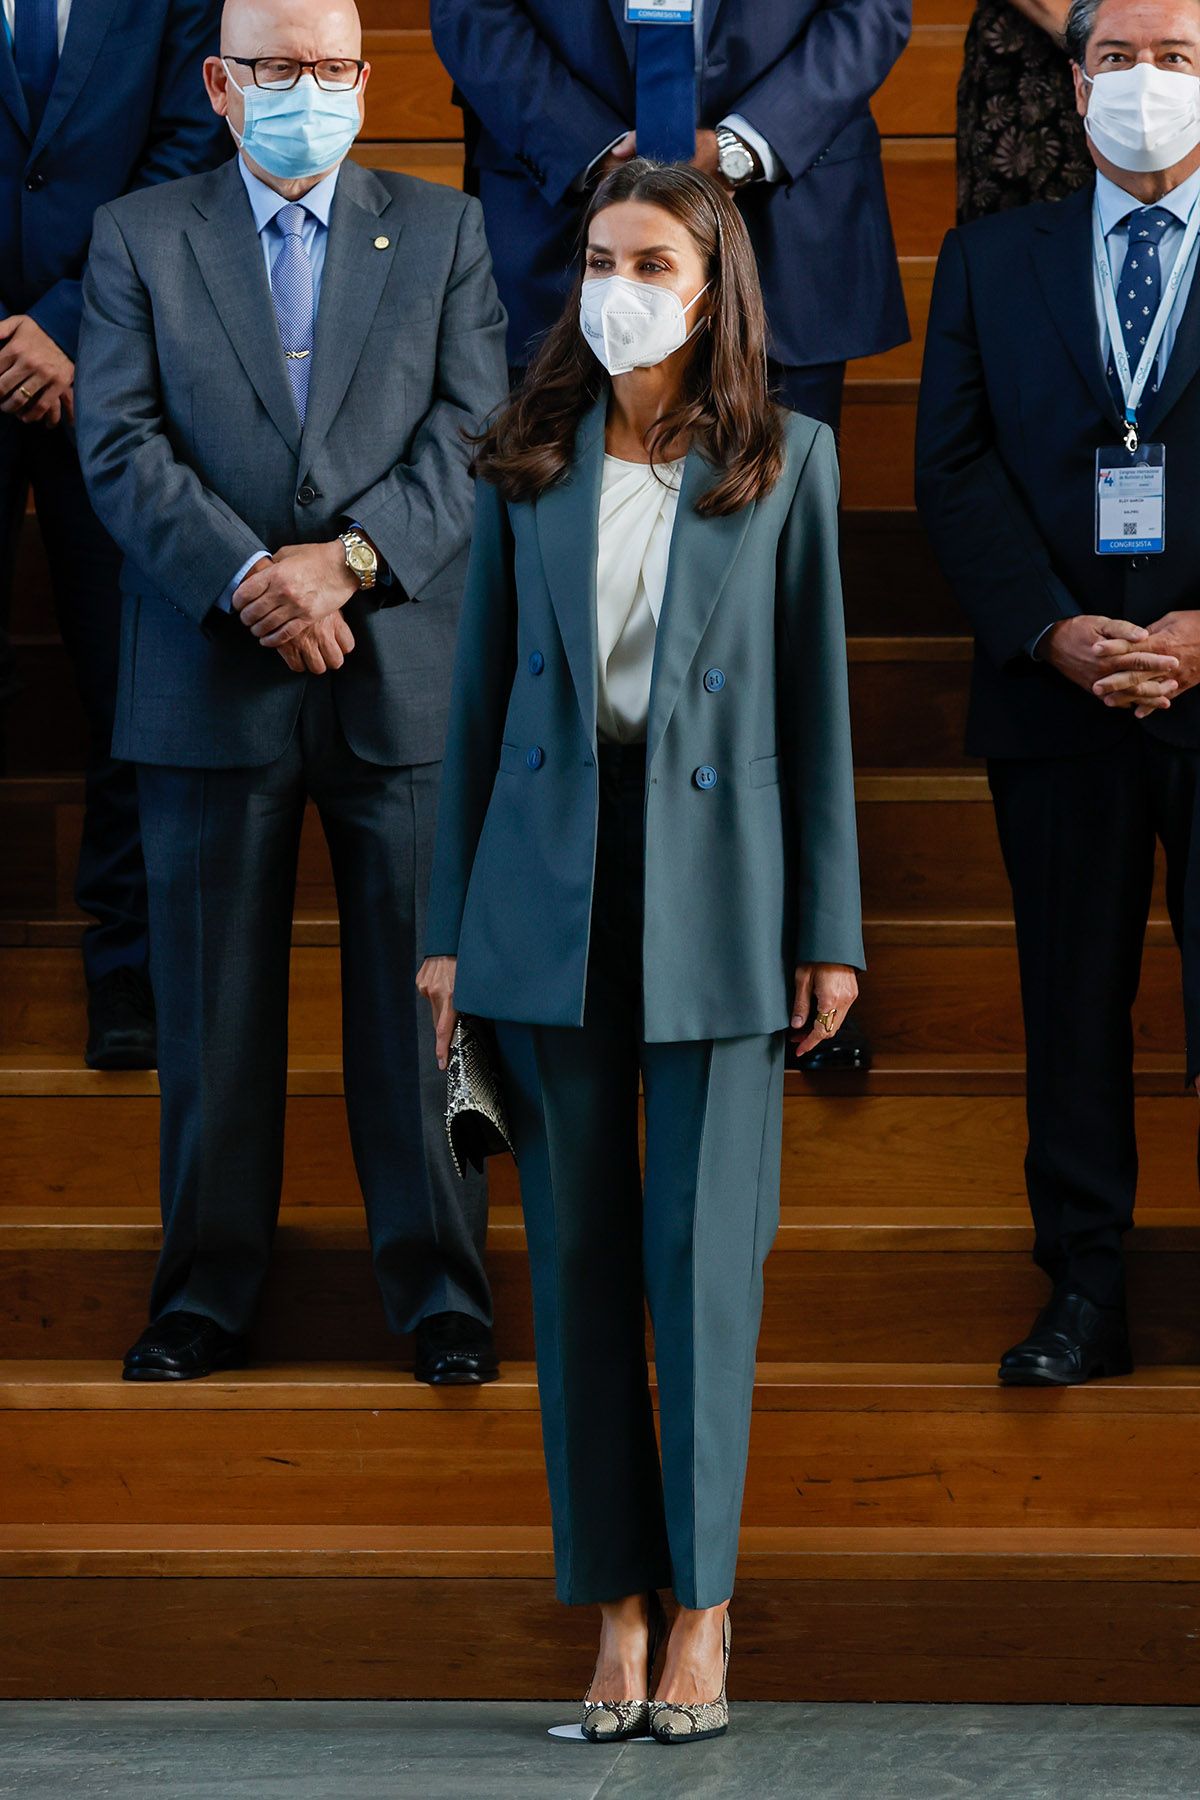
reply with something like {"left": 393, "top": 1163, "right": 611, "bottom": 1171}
{"left": 374, "top": 235, "right": 390, "bottom": 250}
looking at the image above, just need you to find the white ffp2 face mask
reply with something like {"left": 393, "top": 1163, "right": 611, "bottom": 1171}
{"left": 1083, "top": 64, "right": 1200, "bottom": 173}
{"left": 579, "top": 275, "right": 710, "bottom": 376}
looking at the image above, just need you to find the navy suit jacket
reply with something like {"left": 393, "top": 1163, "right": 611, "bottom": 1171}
{"left": 915, "top": 181, "right": 1200, "bottom": 760}
{"left": 430, "top": 0, "right": 911, "bottom": 369}
{"left": 0, "top": 0, "right": 226, "bottom": 358}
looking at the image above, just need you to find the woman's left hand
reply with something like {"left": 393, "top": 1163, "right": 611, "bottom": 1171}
{"left": 790, "top": 963, "right": 859, "bottom": 1057}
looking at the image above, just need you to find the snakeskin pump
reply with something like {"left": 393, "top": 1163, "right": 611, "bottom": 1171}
{"left": 580, "top": 1589, "right": 668, "bottom": 1742}
{"left": 649, "top": 1610, "right": 732, "bottom": 1744}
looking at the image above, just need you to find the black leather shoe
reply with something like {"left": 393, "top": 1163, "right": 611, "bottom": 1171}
{"left": 998, "top": 1290, "right": 1133, "bottom": 1387}
{"left": 793, "top": 1014, "right": 872, "bottom": 1073}
{"left": 86, "top": 967, "right": 156, "bottom": 1071}
{"left": 414, "top": 1311, "right": 499, "bottom": 1385}
{"left": 123, "top": 1311, "right": 247, "bottom": 1382}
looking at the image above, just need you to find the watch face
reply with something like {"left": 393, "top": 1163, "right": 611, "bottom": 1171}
{"left": 721, "top": 140, "right": 754, "bottom": 182}
{"left": 347, "top": 542, "right": 375, "bottom": 573}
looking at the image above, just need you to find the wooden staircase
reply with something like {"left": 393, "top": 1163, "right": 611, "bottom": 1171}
{"left": 6, "top": 0, "right": 1200, "bottom": 1705}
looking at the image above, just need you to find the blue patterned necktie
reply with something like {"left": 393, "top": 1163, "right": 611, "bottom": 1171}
{"left": 271, "top": 203, "right": 314, "bottom": 424}
{"left": 635, "top": 23, "right": 695, "bottom": 164}
{"left": 1106, "top": 206, "right": 1174, "bottom": 417}
{"left": 12, "top": 0, "right": 59, "bottom": 132}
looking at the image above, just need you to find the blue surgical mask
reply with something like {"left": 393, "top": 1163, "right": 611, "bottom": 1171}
{"left": 224, "top": 60, "right": 362, "bottom": 181}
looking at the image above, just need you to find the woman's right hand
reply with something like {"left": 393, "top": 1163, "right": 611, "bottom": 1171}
{"left": 416, "top": 956, "right": 458, "bottom": 1070}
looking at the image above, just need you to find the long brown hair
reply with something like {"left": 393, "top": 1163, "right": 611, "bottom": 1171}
{"left": 472, "top": 160, "right": 786, "bottom": 518}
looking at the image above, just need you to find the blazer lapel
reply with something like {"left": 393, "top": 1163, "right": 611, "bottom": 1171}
{"left": 535, "top": 397, "right": 607, "bottom": 749}
{"left": 1030, "top": 182, "right": 1124, "bottom": 431}
{"left": 300, "top": 161, "right": 400, "bottom": 453}
{"left": 30, "top": 0, "right": 120, "bottom": 155}
{"left": 1141, "top": 235, "right": 1200, "bottom": 435}
{"left": 185, "top": 161, "right": 303, "bottom": 457}
{"left": 645, "top": 447, "right": 754, "bottom": 768}
{"left": 0, "top": 28, "right": 31, "bottom": 139}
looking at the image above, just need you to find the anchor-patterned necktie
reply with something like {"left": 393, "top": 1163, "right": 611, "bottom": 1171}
{"left": 271, "top": 202, "right": 314, "bottom": 424}
{"left": 1106, "top": 206, "right": 1174, "bottom": 417}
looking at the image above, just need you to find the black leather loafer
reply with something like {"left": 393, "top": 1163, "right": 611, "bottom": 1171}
{"left": 414, "top": 1311, "right": 500, "bottom": 1385}
{"left": 86, "top": 967, "right": 156, "bottom": 1071}
{"left": 123, "top": 1310, "right": 247, "bottom": 1382}
{"left": 998, "top": 1290, "right": 1133, "bottom": 1387}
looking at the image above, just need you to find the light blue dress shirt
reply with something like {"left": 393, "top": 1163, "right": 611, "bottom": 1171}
{"left": 219, "top": 157, "right": 386, "bottom": 613}
{"left": 1093, "top": 165, "right": 1200, "bottom": 376}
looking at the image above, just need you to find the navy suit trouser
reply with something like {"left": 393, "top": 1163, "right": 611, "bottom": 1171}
{"left": 989, "top": 732, "right": 1200, "bottom": 1310}
{"left": 0, "top": 417, "right": 148, "bottom": 981}
{"left": 136, "top": 676, "right": 492, "bottom": 1339}
{"left": 769, "top": 360, "right": 846, "bottom": 435}
{"left": 495, "top": 741, "right": 785, "bottom": 1609}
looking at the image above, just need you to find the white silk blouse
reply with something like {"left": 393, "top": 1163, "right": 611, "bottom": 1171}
{"left": 594, "top": 453, "right": 685, "bottom": 744}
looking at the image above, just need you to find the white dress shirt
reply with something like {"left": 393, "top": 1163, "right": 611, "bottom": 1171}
{"left": 2, "top": 0, "right": 71, "bottom": 53}
{"left": 1093, "top": 165, "right": 1200, "bottom": 377}
{"left": 595, "top": 454, "right": 683, "bottom": 744}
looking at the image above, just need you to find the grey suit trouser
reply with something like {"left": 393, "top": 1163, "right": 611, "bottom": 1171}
{"left": 495, "top": 742, "right": 785, "bottom": 1609}
{"left": 136, "top": 677, "right": 491, "bottom": 1338}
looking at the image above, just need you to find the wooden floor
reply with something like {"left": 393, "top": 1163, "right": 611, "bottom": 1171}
{"left": 5, "top": 0, "right": 1199, "bottom": 1705}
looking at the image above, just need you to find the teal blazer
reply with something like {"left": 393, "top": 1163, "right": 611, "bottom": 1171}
{"left": 424, "top": 401, "right": 865, "bottom": 1042}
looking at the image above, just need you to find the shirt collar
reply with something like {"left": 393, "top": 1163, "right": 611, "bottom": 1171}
{"left": 237, "top": 155, "right": 340, "bottom": 234}
{"left": 1096, "top": 164, "right": 1200, "bottom": 236}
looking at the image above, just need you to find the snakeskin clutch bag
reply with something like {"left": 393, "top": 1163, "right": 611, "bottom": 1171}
{"left": 445, "top": 1015, "right": 514, "bottom": 1178}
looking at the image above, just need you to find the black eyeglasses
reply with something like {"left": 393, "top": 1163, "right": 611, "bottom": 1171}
{"left": 225, "top": 56, "right": 365, "bottom": 91}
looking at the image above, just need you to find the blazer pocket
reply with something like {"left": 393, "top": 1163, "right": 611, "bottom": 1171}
{"left": 749, "top": 753, "right": 780, "bottom": 789}
{"left": 497, "top": 740, "right": 524, "bottom": 775}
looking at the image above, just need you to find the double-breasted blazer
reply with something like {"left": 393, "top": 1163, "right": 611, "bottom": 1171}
{"left": 424, "top": 401, "right": 865, "bottom": 1042}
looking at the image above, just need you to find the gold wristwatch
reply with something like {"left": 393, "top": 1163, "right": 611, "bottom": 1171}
{"left": 339, "top": 528, "right": 379, "bottom": 591}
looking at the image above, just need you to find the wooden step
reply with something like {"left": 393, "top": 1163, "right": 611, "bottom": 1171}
{"left": 5, "top": 1520, "right": 1200, "bottom": 1703}
{"left": 2, "top": 930, "right": 1185, "bottom": 1057}
{"left": 2, "top": 1202, "right": 1199, "bottom": 1366}
{"left": 6, "top": 1361, "right": 1200, "bottom": 1533}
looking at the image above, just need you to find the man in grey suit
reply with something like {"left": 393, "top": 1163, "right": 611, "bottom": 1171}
{"left": 74, "top": 0, "right": 510, "bottom": 1381}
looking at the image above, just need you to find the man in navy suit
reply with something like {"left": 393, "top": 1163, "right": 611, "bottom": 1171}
{"left": 917, "top": 0, "right": 1200, "bottom": 1387}
{"left": 431, "top": 0, "right": 911, "bottom": 433}
{"left": 0, "top": 0, "right": 225, "bottom": 1066}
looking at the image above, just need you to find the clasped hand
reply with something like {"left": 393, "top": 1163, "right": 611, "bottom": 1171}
{"left": 232, "top": 541, "right": 358, "bottom": 675}
{"left": 0, "top": 314, "right": 74, "bottom": 427}
{"left": 1041, "top": 612, "right": 1200, "bottom": 719}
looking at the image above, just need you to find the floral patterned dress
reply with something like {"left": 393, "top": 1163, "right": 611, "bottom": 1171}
{"left": 957, "top": 0, "right": 1093, "bottom": 222}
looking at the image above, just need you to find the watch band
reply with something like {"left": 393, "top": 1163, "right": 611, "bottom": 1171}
{"left": 339, "top": 528, "right": 378, "bottom": 592}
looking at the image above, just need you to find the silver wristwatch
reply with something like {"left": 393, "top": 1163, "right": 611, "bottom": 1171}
{"left": 716, "top": 126, "right": 758, "bottom": 188}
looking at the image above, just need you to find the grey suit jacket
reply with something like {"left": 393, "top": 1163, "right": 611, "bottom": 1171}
{"left": 75, "top": 155, "right": 509, "bottom": 768}
{"left": 424, "top": 402, "right": 865, "bottom": 1043}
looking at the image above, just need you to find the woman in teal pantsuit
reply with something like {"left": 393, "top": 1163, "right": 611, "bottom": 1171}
{"left": 418, "top": 162, "right": 864, "bottom": 1744}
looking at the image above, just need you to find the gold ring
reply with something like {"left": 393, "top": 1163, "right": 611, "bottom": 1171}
{"left": 815, "top": 1007, "right": 838, "bottom": 1034}
{"left": 15, "top": 385, "right": 32, "bottom": 401}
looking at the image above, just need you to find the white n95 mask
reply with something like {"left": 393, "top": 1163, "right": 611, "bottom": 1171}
{"left": 1083, "top": 64, "right": 1200, "bottom": 173}
{"left": 579, "top": 275, "right": 710, "bottom": 376}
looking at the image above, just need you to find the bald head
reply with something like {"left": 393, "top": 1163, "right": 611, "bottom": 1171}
{"left": 220, "top": 0, "right": 362, "bottom": 59}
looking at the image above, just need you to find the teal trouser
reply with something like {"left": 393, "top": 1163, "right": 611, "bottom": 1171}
{"left": 493, "top": 743, "right": 785, "bottom": 1608}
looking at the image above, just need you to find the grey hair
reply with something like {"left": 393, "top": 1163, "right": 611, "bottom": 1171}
{"left": 1064, "top": 0, "right": 1104, "bottom": 65}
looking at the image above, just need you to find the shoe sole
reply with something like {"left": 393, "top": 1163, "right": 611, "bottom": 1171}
{"left": 122, "top": 1353, "right": 247, "bottom": 1383}
{"left": 997, "top": 1359, "right": 1134, "bottom": 1387}
{"left": 85, "top": 1049, "right": 157, "bottom": 1071}
{"left": 415, "top": 1367, "right": 501, "bottom": 1386}
{"left": 653, "top": 1725, "right": 730, "bottom": 1745}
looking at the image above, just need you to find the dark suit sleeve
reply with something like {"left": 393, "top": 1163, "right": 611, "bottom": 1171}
{"left": 778, "top": 424, "right": 866, "bottom": 972}
{"left": 343, "top": 196, "right": 509, "bottom": 603}
{"left": 76, "top": 204, "right": 268, "bottom": 628}
{"left": 724, "top": 0, "right": 909, "bottom": 183}
{"left": 430, "top": 0, "right": 629, "bottom": 205}
{"left": 424, "top": 477, "right": 519, "bottom": 958}
{"left": 915, "top": 228, "right": 1081, "bottom": 671}
{"left": 28, "top": 0, "right": 226, "bottom": 361}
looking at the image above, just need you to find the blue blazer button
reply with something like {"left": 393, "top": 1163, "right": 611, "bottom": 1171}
{"left": 529, "top": 651, "right": 544, "bottom": 675}
{"left": 703, "top": 667, "right": 725, "bottom": 692}
{"left": 694, "top": 765, "right": 717, "bottom": 790}
{"left": 527, "top": 745, "right": 545, "bottom": 770}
